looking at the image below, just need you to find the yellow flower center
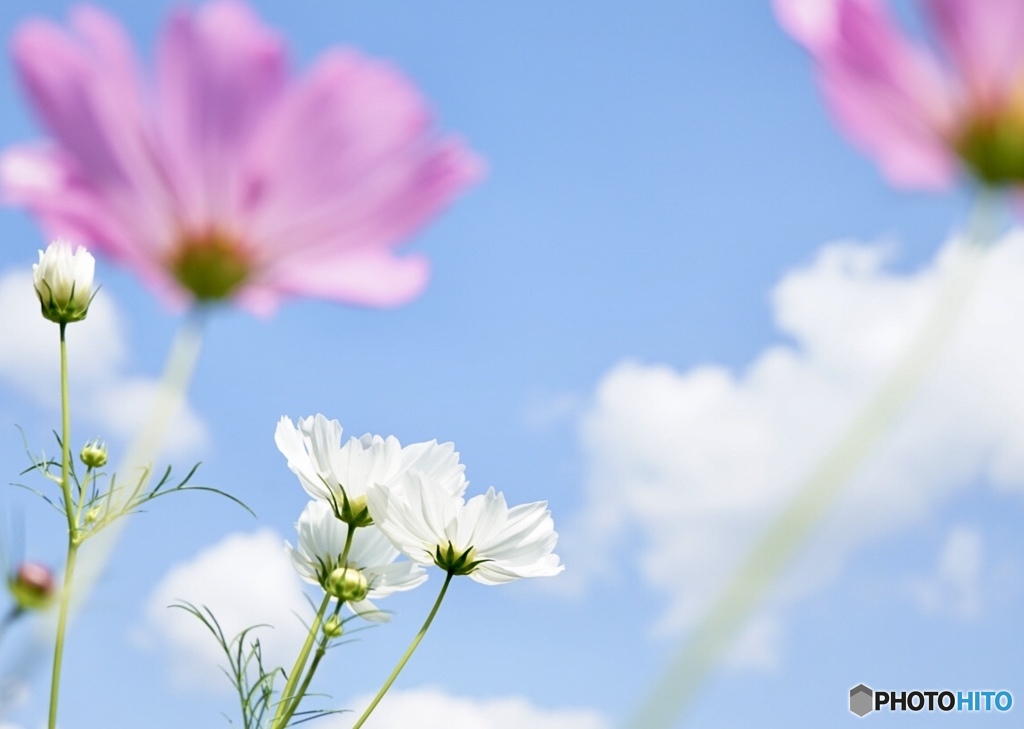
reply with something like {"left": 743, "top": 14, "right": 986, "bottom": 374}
{"left": 168, "top": 229, "right": 252, "bottom": 301}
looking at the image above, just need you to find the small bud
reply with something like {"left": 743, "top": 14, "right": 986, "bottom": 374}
{"left": 79, "top": 440, "right": 108, "bottom": 468}
{"left": 339, "top": 492, "right": 373, "bottom": 527}
{"left": 33, "top": 240, "right": 95, "bottom": 324}
{"left": 84, "top": 507, "right": 101, "bottom": 525}
{"left": 322, "top": 615, "right": 343, "bottom": 639}
{"left": 9, "top": 561, "right": 55, "bottom": 611}
{"left": 326, "top": 566, "right": 368, "bottom": 602}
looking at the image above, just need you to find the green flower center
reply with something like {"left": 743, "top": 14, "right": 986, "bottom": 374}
{"left": 955, "top": 112, "right": 1024, "bottom": 186}
{"left": 169, "top": 230, "right": 252, "bottom": 301}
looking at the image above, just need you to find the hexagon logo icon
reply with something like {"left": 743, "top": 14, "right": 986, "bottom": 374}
{"left": 850, "top": 684, "right": 874, "bottom": 717}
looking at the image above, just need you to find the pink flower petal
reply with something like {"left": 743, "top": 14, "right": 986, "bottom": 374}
{"left": 926, "top": 0, "right": 1024, "bottom": 109}
{"left": 156, "top": 0, "right": 288, "bottom": 227}
{"left": 773, "top": 0, "right": 843, "bottom": 50}
{"left": 242, "top": 49, "right": 481, "bottom": 253}
{"left": 10, "top": 9, "right": 180, "bottom": 256}
{"left": 252, "top": 249, "right": 430, "bottom": 311}
{"left": 1, "top": 145, "right": 147, "bottom": 267}
{"left": 780, "top": 0, "right": 958, "bottom": 188}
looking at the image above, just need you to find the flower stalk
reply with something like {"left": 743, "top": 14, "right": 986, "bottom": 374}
{"left": 272, "top": 523, "right": 355, "bottom": 729}
{"left": 351, "top": 570, "right": 454, "bottom": 729}
{"left": 49, "top": 321, "right": 79, "bottom": 729}
{"left": 274, "top": 601, "right": 345, "bottom": 729}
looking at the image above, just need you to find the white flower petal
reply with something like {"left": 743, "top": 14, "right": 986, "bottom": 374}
{"left": 275, "top": 416, "right": 334, "bottom": 501}
{"left": 370, "top": 476, "right": 562, "bottom": 584}
{"left": 287, "top": 500, "right": 426, "bottom": 620}
{"left": 400, "top": 439, "right": 468, "bottom": 497}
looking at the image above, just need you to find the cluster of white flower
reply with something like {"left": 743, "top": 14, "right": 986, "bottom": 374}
{"left": 276, "top": 414, "right": 563, "bottom": 620}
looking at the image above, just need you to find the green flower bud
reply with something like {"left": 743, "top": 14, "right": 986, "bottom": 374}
{"left": 80, "top": 439, "right": 108, "bottom": 468}
{"left": 326, "top": 566, "right": 368, "bottom": 602}
{"left": 9, "top": 561, "right": 55, "bottom": 611}
{"left": 322, "top": 615, "right": 344, "bottom": 639}
{"left": 84, "top": 507, "right": 102, "bottom": 525}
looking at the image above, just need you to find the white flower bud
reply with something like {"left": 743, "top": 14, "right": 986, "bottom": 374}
{"left": 33, "top": 240, "right": 95, "bottom": 324}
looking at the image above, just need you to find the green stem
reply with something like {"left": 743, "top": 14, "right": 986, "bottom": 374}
{"left": 351, "top": 570, "right": 454, "bottom": 729}
{"left": 271, "top": 592, "right": 332, "bottom": 729}
{"left": 74, "top": 466, "right": 94, "bottom": 533}
{"left": 58, "top": 323, "right": 73, "bottom": 535}
{"left": 276, "top": 601, "right": 343, "bottom": 728}
{"left": 49, "top": 321, "right": 79, "bottom": 729}
{"left": 47, "top": 540, "right": 78, "bottom": 729}
{"left": 272, "top": 525, "right": 356, "bottom": 728}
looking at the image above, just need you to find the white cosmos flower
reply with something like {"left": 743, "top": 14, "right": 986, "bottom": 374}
{"left": 32, "top": 239, "right": 95, "bottom": 323}
{"left": 287, "top": 500, "right": 427, "bottom": 622}
{"left": 275, "top": 414, "right": 467, "bottom": 525}
{"left": 366, "top": 472, "right": 563, "bottom": 585}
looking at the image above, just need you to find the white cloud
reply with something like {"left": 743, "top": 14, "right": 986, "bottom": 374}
{"left": 139, "top": 529, "right": 310, "bottom": 692}
{"left": 0, "top": 267, "right": 205, "bottom": 458}
{"left": 339, "top": 687, "right": 609, "bottom": 729}
{"left": 569, "top": 230, "right": 1024, "bottom": 654}
{"left": 909, "top": 526, "right": 983, "bottom": 619}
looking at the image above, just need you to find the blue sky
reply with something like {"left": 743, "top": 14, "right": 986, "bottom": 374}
{"left": 0, "top": 1, "right": 1021, "bottom": 728}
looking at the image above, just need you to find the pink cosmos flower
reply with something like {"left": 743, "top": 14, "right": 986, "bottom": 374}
{"left": 2, "top": 2, "right": 480, "bottom": 314}
{"left": 774, "top": 0, "right": 1024, "bottom": 189}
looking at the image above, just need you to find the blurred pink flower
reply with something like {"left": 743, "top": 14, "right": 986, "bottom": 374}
{"left": 2, "top": 2, "right": 481, "bottom": 313}
{"left": 774, "top": 0, "right": 1024, "bottom": 189}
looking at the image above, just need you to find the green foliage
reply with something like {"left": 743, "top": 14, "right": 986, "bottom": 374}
{"left": 172, "top": 602, "right": 281, "bottom": 729}
{"left": 173, "top": 602, "right": 348, "bottom": 728}
{"left": 14, "top": 430, "right": 254, "bottom": 545}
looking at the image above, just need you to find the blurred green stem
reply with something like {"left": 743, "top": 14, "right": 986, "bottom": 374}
{"left": 62, "top": 312, "right": 207, "bottom": 614}
{"left": 626, "top": 190, "right": 1002, "bottom": 728}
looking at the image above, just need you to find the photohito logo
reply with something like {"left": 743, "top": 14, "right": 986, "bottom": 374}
{"left": 849, "top": 684, "right": 1013, "bottom": 717}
